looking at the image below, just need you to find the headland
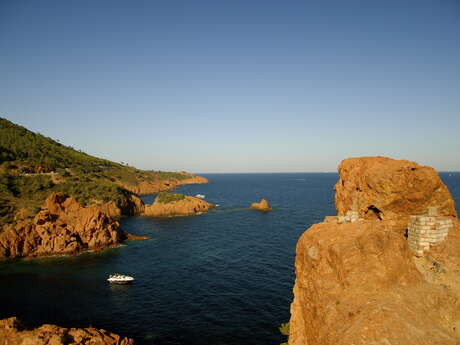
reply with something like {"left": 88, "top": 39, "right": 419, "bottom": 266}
{"left": 288, "top": 156, "right": 460, "bottom": 345}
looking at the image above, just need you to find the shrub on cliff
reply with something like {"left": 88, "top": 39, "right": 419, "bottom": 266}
{"left": 0, "top": 174, "right": 56, "bottom": 224}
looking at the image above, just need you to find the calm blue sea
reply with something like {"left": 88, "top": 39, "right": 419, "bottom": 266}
{"left": 1, "top": 173, "right": 459, "bottom": 345}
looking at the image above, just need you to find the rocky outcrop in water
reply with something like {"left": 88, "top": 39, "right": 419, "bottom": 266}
{"left": 143, "top": 193, "right": 215, "bottom": 217}
{"left": 0, "top": 317, "right": 134, "bottom": 345}
{"left": 0, "top": 193, "right": 143, "bottom": 260}
{"left": 250, "top": 199, "right": 272, "bottom": 211}
{"left": 288, "top": 157, "right": 460, "bottom": 345}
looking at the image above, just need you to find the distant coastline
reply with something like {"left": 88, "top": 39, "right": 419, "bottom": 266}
{"left": 0, "top": 118, "right": 209, "bottom": 261}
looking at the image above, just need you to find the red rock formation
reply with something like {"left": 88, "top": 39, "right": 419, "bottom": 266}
{"left": 250, "top": 199, "right": 272, "bottom": 211}
{"left": 0, "top": 193, "right": 136, "bottom": 260}
{"left": 289, "top": 219, "right": 460, "bottom": 345}
{"left": 143, "top": 194, "right": 214, "bottom": 217}
{"left": 335, "top": 157, "right": 457, "bottom": 223}
{"left": 0, "top": 317, "right": 134, "bottom": 345}
{"left": 288, "top": 157, "right": 460, "bottom": 345}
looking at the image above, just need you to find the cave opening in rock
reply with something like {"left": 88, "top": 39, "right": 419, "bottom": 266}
{"left": 365, "top": 205, "right": 383, "bottom": 220}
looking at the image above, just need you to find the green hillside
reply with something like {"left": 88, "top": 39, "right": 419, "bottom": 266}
{"left": 0, "top": 117, "right": 191, "bottom": 226}
{"left": 0, "top": 117, "right": 117, "bottom": 173}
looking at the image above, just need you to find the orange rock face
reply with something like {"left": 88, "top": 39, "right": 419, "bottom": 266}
{"left": 289, "top": 220, "right": 460, "bottom": 345}
{"left": 0, "top": 193, "right": 125, "bottom": 259}
{"left": 288, "top": 157, "right": 460, "bottom": 345}
{"left": 335, "top": 156, "right": 457, "bottom": 223}
{"left": 250, "top": 199, "right": 272, "bottom": 211}
{"left": 143, "top": 195, "right": 214, "bottom": 217}
{"left": 0, "top": 317, "right": 134, "bottom": 345}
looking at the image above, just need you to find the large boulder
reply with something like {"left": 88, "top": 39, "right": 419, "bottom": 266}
{"left": 0, "top": 317, "right": 134, "bottom": 345}
{"left": 334, "top": 157, "right": 457, "bottom": 223}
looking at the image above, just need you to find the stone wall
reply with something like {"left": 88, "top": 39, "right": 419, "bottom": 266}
{"left": 338, "top": 210, "right": 360, "bottom": 223}
{"left": 407, "top": 209, "right": 453, "bottom": 256}
{"left": 323, "top": 198, "right": 361, "bottom": 224}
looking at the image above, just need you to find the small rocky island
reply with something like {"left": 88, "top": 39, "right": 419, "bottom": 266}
{"left": 250, "top": 199, "right": 272, "bottom": 212}
{"left": 142, "top": 192, "right": 215, "bottom": 217}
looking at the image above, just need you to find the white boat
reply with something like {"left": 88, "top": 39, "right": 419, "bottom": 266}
{"left": 195, "top": 194, "right": 206, "bottom": 199}
{"left": 107, "top": 274, "right": 135, "bottom": 284}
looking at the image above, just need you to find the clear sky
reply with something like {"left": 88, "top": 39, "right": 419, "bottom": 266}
{"left": 1, "top": 0, "right": 459, "bottom": 172}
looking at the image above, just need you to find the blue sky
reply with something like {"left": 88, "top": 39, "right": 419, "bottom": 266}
{"left": 1, "top": 0, "right": 459, "bottom": 172}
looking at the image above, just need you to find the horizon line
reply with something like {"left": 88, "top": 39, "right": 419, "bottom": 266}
{"left": 188, "top": 170, "right": 460, "bottom": 175}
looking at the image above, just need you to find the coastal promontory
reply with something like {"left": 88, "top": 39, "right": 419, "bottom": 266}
{"left": 288, "top": 156, "right": 460, "bottom": 345}
{"left": 143, "top": 192, "right": 215, "bottom": 217}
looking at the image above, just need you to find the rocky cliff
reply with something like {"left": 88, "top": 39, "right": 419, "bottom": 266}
{"left": 0, "top": 317, "right": 134, "bottom": 345}
{"left": 0, "top": 193, "right": 142, "bottom": 260}
{"left": 143, "top": 193, "right": 215, "bottom": 217}
{"left": 289, "top": 157, "right": 460, "bottom": 345}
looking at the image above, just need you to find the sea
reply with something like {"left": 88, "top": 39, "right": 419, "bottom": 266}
{"left": 1, "top": 172, "right": 460, "bottom": 345}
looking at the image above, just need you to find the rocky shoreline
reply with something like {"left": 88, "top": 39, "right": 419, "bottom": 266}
{"left": 0, "top": 193, "right": 132, "bottom": 260}
{"left": 0, "top": 175, "right": 208, "bottom": 261}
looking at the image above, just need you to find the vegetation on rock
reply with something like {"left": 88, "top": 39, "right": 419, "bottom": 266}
{"left": 143, "top": 194, "right": 215, "bottom": 217}
{"left": 156, "top": 192, "right": 186, "bottom": 204}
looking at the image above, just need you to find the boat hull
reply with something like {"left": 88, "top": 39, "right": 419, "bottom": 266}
{"left": 107, "top": 279, "right": 134, "bottom": 284}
